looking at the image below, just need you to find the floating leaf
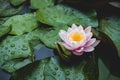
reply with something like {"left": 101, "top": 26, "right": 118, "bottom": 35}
{"left": 37, "top": 25, "right": 68, "bottom": 49}
{"left": 3, "top": 13, "right": 38, "bottom": 35}
{"left": 25, "top": 28, "right": 42, "bottom": 41}
{"left": 109, "top": 2, "right": 120, "bottom": 8}
{"left": 0, "top": 0, "right": 22, "bottom": 17}
{"left": 95, "top": 31, "right": 120, "bottom": 77}
{"left": 0, "top": 35, "right": 33, "bottom": 72}
{"left": 10, "top": 0, "right": 26, "bottom": 6}
{"left": 11, "top": 56, "right": 98, "bottom": 80}
{"left": 0, "top": 25, "right": 10, "bottom": 38}
{"left": 35, "top": 0, "right": 98, "bottom": 27}
{"left": 98, "top": 59, "right": 120, "bottom": 80}
{"left": 30, "top": 0, "right": 54, "bottom": 9}
{"left": 1, "top": 59, "right": 32, "bottom": 73}
{"left": 99, "top": 16, "right": 120, "bottom": 57}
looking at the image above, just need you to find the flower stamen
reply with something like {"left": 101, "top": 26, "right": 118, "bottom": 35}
{"left": 70, "top": 32, "right": 84, "bottom": 42}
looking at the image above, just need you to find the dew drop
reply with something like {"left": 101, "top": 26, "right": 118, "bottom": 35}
{"left": 31, "top": 77, "right": 37, "bottom": 80}
{"left": 5, "top": 47, "right": 8, "bottom": 50}
{"left": 40, "top": 75, "right": 43, "bottom": 77}
{"left": 52, "top": 72, "right": 56, "bottom": 75}
{"left": 4, "top": 55, "right": 9, "bottom": 60}
{"left": 11, "top": 51, "right": 15, "bottom": 55}
{"left": 6, "top": 40, "right": 10, "bottom": 43}
{"left": 66, "top": 78, "right": 70, "bottom": 80}
{"left": 55, "top": 67, "right": 58, "bottom": 70}
{"left": 1, "top": 45, "right": 4, "bottom": 48}
{"left": 1, "top": 51, "right": 3, "bottom": 53}
{"left": 22, "top": 45, "right": 28, "bottom": 51}
{"left": 65, "top": 71, "right": 70, "bottom": 75}
{"left": 10, "top": 44, "right": 15, "bottom": 47}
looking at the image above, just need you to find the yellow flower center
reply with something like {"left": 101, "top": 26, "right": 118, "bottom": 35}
{"left": 70, "top": 32, "right": 84, "bottom": 42}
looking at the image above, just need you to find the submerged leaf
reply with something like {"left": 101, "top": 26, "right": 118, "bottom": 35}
{"left": 3, "top": 13, "right": 38, "bottom": 35}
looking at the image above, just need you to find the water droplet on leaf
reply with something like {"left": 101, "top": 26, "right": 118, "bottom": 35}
{"left": 52, "top": 72, "right": 56, "bottom": 75}
{"left": 65, "top": 71, "right": 70, "bottom": 75}
{"left": 10, "top": 44, "right": 15, "bottom": 47}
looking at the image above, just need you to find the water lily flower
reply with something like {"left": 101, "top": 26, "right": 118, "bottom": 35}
{"left": 58, "top": 24, "right": 100, "bottom": 56}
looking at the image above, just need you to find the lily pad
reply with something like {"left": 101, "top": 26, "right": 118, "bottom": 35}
{"left": 30, "top": 0, "right": 54, "bottom": 9}
{"left": 37, "top": 25, "right": 68, "bottom": 49}
{"left": 3, "top": 13, "right": 38, "bottom": 35}
{"left": 35, "top": 0, "right": 98, "bottom": 27}
{"left": 0, "top": 35, "right": 33, "bottom": 72}
{"left": 0, "top": 0, "right": 22, "bottom": 17}
{"left": 25, "top": 28, "right": 42, "bottom": 41}
{"left": 98, "top": 59, "right": 120, "bottom": 80}
{"left": 99, "top": 16, "right": 120, "bottom": 57}
{"left": 10, "top": 0, "right": 26, "bottom": 6}
{"left": 0, "top": 25, "right": 10, "bottom": 38}
{"left": 11, "top": 56, "right": 98, "bottom": 80}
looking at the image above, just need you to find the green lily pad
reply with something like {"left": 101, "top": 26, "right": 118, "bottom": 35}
{"left": 35, "top": 0, "right": 98, "bottom": 27}
{"left": 2, "top": 13, "right": 38, "bottom": 35}
{"left": 0, "top": 25, "right": 10, "bottom": 38}
{"left": 37, "top": 25, "right": 68, "bottom": 49}
{"left": 25, "top": 28, "right": 42, "bottom": 41}
{"left": 1, "top": 59, "right": 32, "bottom": 73}
{"left": 98, "top": 59, "right": 120, "bottom": 80}
{"left": 10, "top": 0, "right": 26, "bottom": 6}
{"left": 0, "top": 35, "right": 33, "bottom": 72}
{"left": 0, "top": 0, "right": 22, "bottom": 17}
{"left": 99, "top": 16, "right": 120, "bottom": 57}
{"left": 11, "top": 56, "right": 98, "bottom": 80}
{"left": 30, "top": 0, "right": 54, "bottom": 9}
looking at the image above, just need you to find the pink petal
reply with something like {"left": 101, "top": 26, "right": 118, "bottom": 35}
{"left": 85, "top": 38, "right": 96, "bottom": 47}
{"left": 83, "top": 46, "right": 94, "bottom": 52}
{"left": 71, "top": 24, "right": 77, "bottom": 29}
{"left": 78, "top": 25, "right": 84, "bottom": 31}
{"left": 85, "top": 26, "right": 91, "bottom": 33}
{"left": 60, "top": 42, "right": 74, "bottom": 50}
{"left": 75, "top": 47, "right": 84, "bottom": 52}
{"left": 85, "top": 32, "right": 93, "bottom": 42}
{"left": 72, "top": 51, "right": 84, "bottom": 56}
{"left": 67, "top": 27, "right": 73, "bottom": 32}
{"left": 59, "top": 30, "right": 68, "bottom": 42}
{"left": 92, "top": 40, "right": 100, "bottom": 47}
